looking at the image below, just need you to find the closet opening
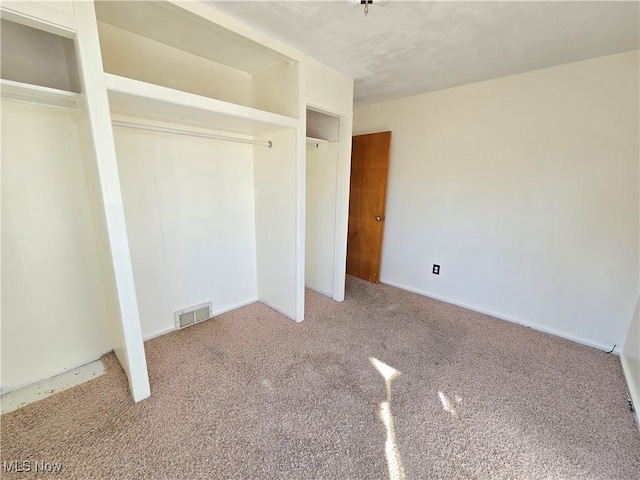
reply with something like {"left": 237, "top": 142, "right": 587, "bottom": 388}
{"left": 305, "top": 106, "right": 350, "bottom": 303}
{"left": 1, "top": 17, "right": 115, "bottom": 394}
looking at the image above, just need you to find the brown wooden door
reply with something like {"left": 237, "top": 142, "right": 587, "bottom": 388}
{"left": 347, "top": 131, "right": 391, "bottom": 283}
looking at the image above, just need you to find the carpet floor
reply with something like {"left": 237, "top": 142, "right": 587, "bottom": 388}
{"left": 1, "top": 276, "right": 639, "bottom": 479}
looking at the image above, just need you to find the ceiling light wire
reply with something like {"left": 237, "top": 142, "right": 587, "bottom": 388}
{"left": 361, "top": 0, "right": 373, "bottom": 16}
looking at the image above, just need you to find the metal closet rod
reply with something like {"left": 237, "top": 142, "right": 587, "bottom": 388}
{"left": 112, "top": 120, "right": 273, "bottom": 148}
{"left": 2, "top": 94, "right": 78, "bottom": 111}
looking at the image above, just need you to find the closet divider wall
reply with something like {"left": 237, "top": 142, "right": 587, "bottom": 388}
{"left": 1, "top": 0, "right": 354, "bottom": 403}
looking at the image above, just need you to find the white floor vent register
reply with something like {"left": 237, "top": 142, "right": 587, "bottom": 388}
{"left": 174, "top": 302, "right": 213, "bottom": 329}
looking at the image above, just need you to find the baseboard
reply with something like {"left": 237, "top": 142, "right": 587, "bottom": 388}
{"left": 304, "top": 284, "right": 345, "bottom": 302}
{"left": 143, "top": 326, "right": 176, "bottom": 342}
{"left": 212, "top": 298, "right": 259, "bottom": 317}
{"left": 380, "top": 279, "right": 618, "bottom": 354}
{"left": 620, "top": 354, "right": 640, "bottom": 429}
{"left": 0, "top": 353, "right": 108, "bottom": 406}
{"left": 142, "top": 297, "right": 260, "bottom": 342}
{"left": 258, "top": 298, "right": 299, "bottom": 322}
{"left": 305, "top": 283, "right": 333, "bottom": 298}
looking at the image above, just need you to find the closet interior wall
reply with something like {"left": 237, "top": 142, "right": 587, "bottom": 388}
{"left": 306, "top": 141, "right": 340, "bottom": 297}
{"left": 1, "top": 99, "right": 113, "bottom": 391}
{"left": 1, "top": 15, "right": 114, "bottom": 392}
{"left": 111, "top": 128, "right": 259, "bottom": 340}
{"left": 305, "top": 109, "right": 341, "bottom": 298}
{"left": 253, "top": 129, "right": 300, "bottom": 319}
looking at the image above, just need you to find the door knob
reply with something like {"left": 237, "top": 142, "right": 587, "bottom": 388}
{"left": 375, "top": 216, "right": 385, "bottom": 222}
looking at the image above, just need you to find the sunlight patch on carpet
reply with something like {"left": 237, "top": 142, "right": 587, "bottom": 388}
{"left": 437, "top": 391, "right": 458, "bottom": 418}
{"left": 370, "top": 357, "right": 406, "bottom": 480}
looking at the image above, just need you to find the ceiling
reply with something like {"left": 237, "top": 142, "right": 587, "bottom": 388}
{"left": 207, "top": 1, "right": 639, "bottom": 106}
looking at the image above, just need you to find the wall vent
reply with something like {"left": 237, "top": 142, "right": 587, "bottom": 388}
{"left": 174, "top": 302, "right": 212, "bottom": 330}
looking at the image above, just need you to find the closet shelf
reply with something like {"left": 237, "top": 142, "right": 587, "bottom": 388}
{"left": 104, "top": 74, "right": 298, "bottom": 136}
{"left": 306, "top": 136, "right": 329, "bottom": 145}
{"left": 1, "top": 79, "right": 80, "bottom": 109}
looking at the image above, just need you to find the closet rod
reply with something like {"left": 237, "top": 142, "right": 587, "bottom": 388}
{"left": 1, "top": 95, "right": 78, "bottom": 111}
{"left": 112, "top": 120, "right": 272, "bottom": 148}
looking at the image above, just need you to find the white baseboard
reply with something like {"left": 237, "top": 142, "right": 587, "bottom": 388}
{"left": 380, "top": 279, "right": 618, "bottom": 354}
{"left": 212, "top": 297, "right": 259, "bottom": 317}
{"left": 305, "top": 283, "right": 333, "bottom": 298}
{"left": 143, "top": 325, "right": 177, "bottom": 342}
{"left": 620, "top": 354, "right": 640, "bottom": 429}
{"left": 0, "top": 350, "right": 111, "bottom": 396}
{"left": 258, "top": 298, "right": 300, "bottom": 322}
{"left": 1, "top": 359, "right": 106, "bottom": 414}
{"left": 142, "top": 297, "right": 260, "bottom": 342}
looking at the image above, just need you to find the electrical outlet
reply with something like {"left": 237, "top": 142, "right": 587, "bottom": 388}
{"left": 432, "top": 264, "right": 440, "bottom": 275}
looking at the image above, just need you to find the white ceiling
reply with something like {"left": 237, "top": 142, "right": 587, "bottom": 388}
{"left": 207, "top": 1, "right": 639, "bottom": 105}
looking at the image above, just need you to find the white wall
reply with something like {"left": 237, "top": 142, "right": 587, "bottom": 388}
{"left": 113, "top": 125, "right": 258, "bottom": 339}
{"left": 622, "top": 299, "right": 639, "bottom": 420}
{"left": 307, "top": 110, "right": 340, "bottom": 142}
{"left": 354, "top": 51, "right": 639, "bottom": 351}
{"left": 1, "top": 102, "right": 112, "bottom": 391}
{"left": 97, "top": 22, "right": 252, "bottom": 108}
{"left": 307, "top": 56, "right": 354, "bottom": 112}
{"left": 253, "top": 60, "right": 299, "bottom": 118}
{"left": 306, "top": 142, "right": 339, "bottom": 296}
{"left": 1, "top": 18, "right": 80, "bottom": 93}
{"left": 253, "top": 129, "right": 299, "bottom": 319}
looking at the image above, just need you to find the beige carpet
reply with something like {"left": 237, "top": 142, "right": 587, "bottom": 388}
{"left": 2, "top": 276, "right": 639, "bottom": 479}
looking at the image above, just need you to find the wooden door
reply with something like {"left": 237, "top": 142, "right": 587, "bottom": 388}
{"left": 347, "top": 131, "right": 391, "bottom": 283}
